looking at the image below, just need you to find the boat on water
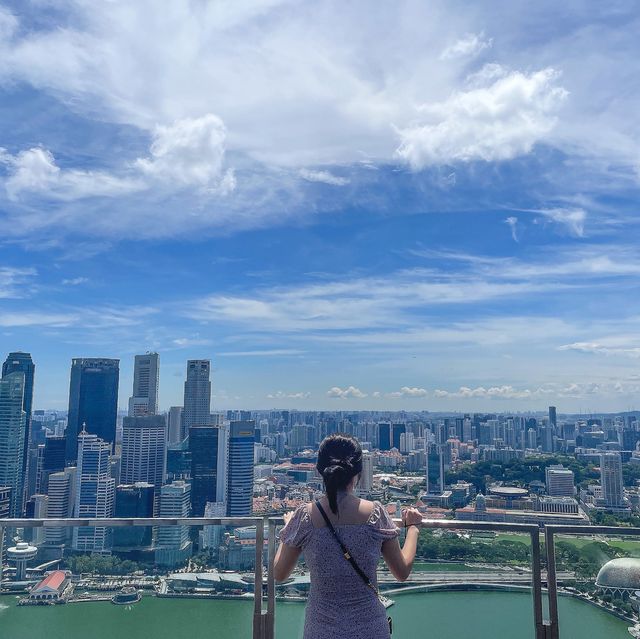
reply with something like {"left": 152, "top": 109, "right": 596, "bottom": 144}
{"left": 111, "top": 587, "right": 141, "bottom": 605}
{"left": 628, "top": 623, "right": 640, "bottom": 638}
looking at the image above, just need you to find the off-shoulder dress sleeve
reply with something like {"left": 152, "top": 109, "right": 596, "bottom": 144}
{"left": 278, "top": 504, "right": 312, "bottom": 549}
{"left": 368, "top": 501, "right": 400, "bottom": 541}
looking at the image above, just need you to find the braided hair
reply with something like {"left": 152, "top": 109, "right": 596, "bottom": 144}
{"left": 316, "top": 434, "right": 363, "bottom": 515}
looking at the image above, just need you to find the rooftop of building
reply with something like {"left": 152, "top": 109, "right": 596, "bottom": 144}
{"left": 596, "top": 558, "right": 640, "bottom": 590}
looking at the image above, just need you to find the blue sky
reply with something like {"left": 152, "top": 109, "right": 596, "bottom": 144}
{"left": 1, "top": 1, "right": 640, "bottom": 412}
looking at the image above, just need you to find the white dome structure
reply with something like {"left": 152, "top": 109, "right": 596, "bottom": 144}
{"left": 7, "top": 540, "right": 38, "bottom": 581}
{"left": 596, "top": 558, "right": 640, "bottom": 598}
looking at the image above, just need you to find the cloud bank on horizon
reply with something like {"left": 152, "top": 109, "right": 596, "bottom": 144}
{"left": 0, "top": 0, "right": 639, "bottom": 411}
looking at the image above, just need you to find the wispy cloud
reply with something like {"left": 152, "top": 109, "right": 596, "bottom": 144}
{"left": 504, "top": 216, "right": 519, "bottom": 242}
{"left": 439, "top": 32, "right": 492, "bottom": 60}
{"left": 0, "top": 266, "right": 37, "bottom": 298}
{"left": 537, "top": 208, "right": 586, "bottom": 237}
{"left": 267, "top": 390, "right": 311, "bottom": 399}
{"left": 299, "top": 169, "right": 350, "bottom": 186}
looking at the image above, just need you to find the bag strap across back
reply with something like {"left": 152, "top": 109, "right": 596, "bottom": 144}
{"left": 315, "top": 499, "right": 379, "bottom": 597}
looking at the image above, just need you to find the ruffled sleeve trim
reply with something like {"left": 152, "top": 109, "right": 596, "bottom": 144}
{"left": 368, "top": 501, "right": 400, "bottom": 540}
{"left": 278, "top": 504, "right": 312, "bottom": 549}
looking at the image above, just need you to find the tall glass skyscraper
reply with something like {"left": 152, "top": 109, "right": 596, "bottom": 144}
{"left": 65, "top": 358, "right": 119, "bottom": 463}
{"left": 2, "top": 352, "right": 34, "bottom": 478}
{"left": 227, "top": 420, "right": 255, "bottom": 516}
{"left": 128, "top": 352, "right": 159, "bottom": 417}
{"left": 182, "top": 360, "right": 212, "bottom": 434}
{"left": 189, "top": 424, "right": 228, "bottom": 516}
{"left": 0, "top": 371, "right": 27, "bottom": 516}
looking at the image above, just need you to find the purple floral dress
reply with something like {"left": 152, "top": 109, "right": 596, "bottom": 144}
{"left": 279, "top": 501, "right": 399, "bottom": 639}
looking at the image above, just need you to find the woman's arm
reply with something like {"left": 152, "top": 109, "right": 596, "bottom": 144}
{"left": 381, "top": 507, "right": 422, "bottom": 582}
{"left": 273, "top": 510, "right": 303, "bottom": 582}
{"left": 274, "top": 542, "right": 302, "bottom": 582}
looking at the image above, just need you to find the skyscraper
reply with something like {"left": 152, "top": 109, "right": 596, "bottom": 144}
{"left": 358, "top": 451, "right": 373, "bottom": 495}
{"left": 44, "top": 467, "right": 76, "bottom": 548}
{"left": 40, "top": 436, "right": 66, "bottom": 495}
{"left": 0, "top": 371, "right": 27, "bottom": 516}
{"left": 72, "top": 431, "right": 115, "bottom": 553}
{"left": 189, "top": 424, "right": 228, "bottom": 516}
{"left": 120, "top": 415, "right": 167, "bottom": 492}
{"left": 546, "top": 464, "right": 575, "bottom": 497}
{"left": 601, "top": 452, "right": 625, "bottom": 508}
{"left": 549, "top": 406, "right": 557, "bottom": 428}
{"left": 2, "top": 352, "right": 34, "bottom": 479}
{"left": 113, "top": 483, "right": 155, "bottom": 548}
{"left": 66, "top": 358, "right": 119, "bottom": 463}
{"left": 392, "top": 423, "right": 406, "bottom": 450}
{"left": 128, "top": 353, "right": 159, "bottom": 417}
{"left": 378, "top": 422, "right": 391, "bottom": 451}
{"left": 155, "top": 480, "right": 192, "bottom": 568}
{"left": 227, "top": 420, "right": 255, "bottom": 516}
{"left": 182, "top": 360, "right": 212, "bottom": 433}
{"left": 167, "top": 406, "right": 184, "bottom": 444}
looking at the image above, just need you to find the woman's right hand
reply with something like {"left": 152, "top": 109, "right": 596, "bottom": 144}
{"left": 402, "top": 507, "right": 422, "bottom": 528}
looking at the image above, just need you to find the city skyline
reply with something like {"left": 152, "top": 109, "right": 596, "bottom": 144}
{"left": 1, "top": 3, "right": 640, "bottom": 411}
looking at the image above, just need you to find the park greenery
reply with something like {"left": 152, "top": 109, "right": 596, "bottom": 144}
{"left": 62, "top": 554, "right": 147, "bottom": 575}
{"left": 445, "top": 455, "right": 602, "bottom": 493}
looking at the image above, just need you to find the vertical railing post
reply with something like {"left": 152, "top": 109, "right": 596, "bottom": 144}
{"left": 530, "top": 527, "right": 547, "bottom": 639}
{"left": 545, "top": 527, "right": 560, "bottom": 639}
{"left": 253, "top": 518, "right": 265, "bottom": 639}
{"left": 265, "top": 518, "right": 277, "bottom": 639}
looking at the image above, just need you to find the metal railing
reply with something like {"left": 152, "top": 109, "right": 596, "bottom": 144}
{"left": 2, "top": 516, "right": 636, "bottom": 638}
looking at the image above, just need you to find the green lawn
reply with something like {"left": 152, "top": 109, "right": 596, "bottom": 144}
{"left": 493, "top": 533, "right": 640, "bottom": 556}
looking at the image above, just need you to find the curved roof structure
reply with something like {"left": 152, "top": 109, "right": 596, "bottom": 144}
{"left": 596, "top": 558, "right": 640, "bottom": 590}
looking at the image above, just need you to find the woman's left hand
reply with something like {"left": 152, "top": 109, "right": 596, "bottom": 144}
{"left": 283, "top": 510, "right": 295, "bottom": 526}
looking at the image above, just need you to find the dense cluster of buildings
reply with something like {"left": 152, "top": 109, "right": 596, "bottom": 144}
{"left": 2, "top": 349, "right": 640, "bottom": 577}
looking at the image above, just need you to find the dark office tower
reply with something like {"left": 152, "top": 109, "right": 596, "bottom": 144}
{"left": 182, "top": 360, "right": 212, "bottom": 434}
{"left": 0, "top": 371, "right": 26, "bottom": 516}
{"left": 166, "top": 438, "right": 191, "bottom": 482}
{"left": 549, "top": 406, "right": 557, "bottom": 429}
{"left": 40, "top": 436, "right": 66, "bottom": 494}
{"left": 128, "top": 353, "right": 159, "bottom": 417}
{"left": 227, "top": 420, "right": 255, "bottom": 516}
{"left": 189, "top": 424, "right": 228, "bottom": 516}
{"left": 65, "top": 358, "right": 120, "bottom": 463}
{"left": 121, "top": 415, "right": 167, "bottom": 492}
{"left": 378, "top": 422, "right": 391, "bottom": 451}
{"left": 2, "top": 352, "right": 34, "bottom": 476}
{"left": 392, "top": 423, "right": 406, "bottom": 450}
{"left": 113, "top": 483, "right": 155, "bottom": 548}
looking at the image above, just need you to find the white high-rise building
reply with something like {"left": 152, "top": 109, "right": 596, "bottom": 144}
{"left": 357, "top": 451, "right": 373, "bottom": 496}
{"left": 45, "top": 467, "right": 76, "bottom": 546}
{"left": 155, "top": 480, "right": 192, "bottom": 567}
{"left": 121, "top": 415, "right": 167, "bottom": 492}
{"left": 546, "top": 465, "right": 575, "bottom": 497}
{"left": 399, "top": 432, "right": 415, "bottom": 454}
{"left": 30, "top": 494, "right": 48, "bottom": 545}
{"left": 182, "top": 360, "right": 212, "bottom": 433}
{"left": 601, "top": 452, "right": 626, "bottom": 508}
{"left": 128, "top": 353, "right": 159, "bottom": 417}
{"left": 73, "top": 431, "right": 115, "bottom": 553}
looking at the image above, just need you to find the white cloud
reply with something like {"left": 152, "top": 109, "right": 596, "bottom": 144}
{"left": 538, "top": 208, "right": 586, "bottom": 238}
{"left": 439, "top": 32, "right": 492, "bottom": 61}
{"left": 388, "top": 386, "right": 428, "bottom": 398}
{"left": 396, "top": 66, "right": 568, "bottom": 168}
{"left": 299, "top": 169, "right": 350, "bottom": 186}
{"left": 2, "top": 114, "right": 234, "bottom": 201}
{"left": 135, "top": 115, "right": 234, "bottom": 193}
{"left": 172, "top": 337, "right": 213, "bottom": 347}
{"left": 327, "top": 386, "right": 367, "bottom": 398}
{"left": 558, "top": 341, "right": 640, "bottom": 358}
{"left": 267, "top": 390, "right": 311, "bottom": 399}
{"left": 61, "top": 277, "right": 89, "bottom": 286}
{"left": 504, "top": 216, "right": 519, "bottom": 242}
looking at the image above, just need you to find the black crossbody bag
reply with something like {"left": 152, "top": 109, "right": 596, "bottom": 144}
{"left": 315, "top": 500, "right": 393, "bottom": 635}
